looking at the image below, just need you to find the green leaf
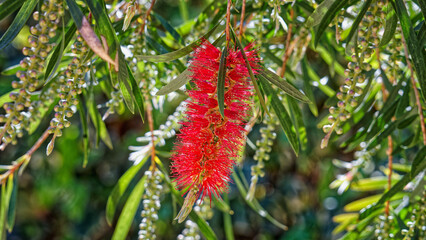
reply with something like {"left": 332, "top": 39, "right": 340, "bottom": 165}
{"left": 6, "top": 174, "right": 17, "bottom": 232}
{"left": 217, "top": 47, "right": 227, "bottom": 118}
{"left": 301, "top": 58, "right": 318, "bottom": 116}
{"left": 351, "top": 177, "right": 399, "bottom": 192}
{"left": 366, "top": 113, "right": 412, "bottom": 151}
{"left": 231, "top": 171, "right": 288, "bottom": 231}
{"left": 45, "top": 23, "right": 77, "bottom": 82}
{"left": 125, "top": 61, "right": 145, "bottom": 122}
{"left": 392, "top": 0, "right": 426, "bottom": 101}
{"left": 0, "top": 0, "right": 26, "bottom": 22}
{"left": 344, "top": 0, "right": 372, "bottom": 45}
{"left": 106, "top": 155, "right": 149, "bottom": 226}
{"left": 156, "top": 68, "right": 191, "bottom": 95}
{"left": 365, "top": 78, "right": 404, "bottom": 141}
{"left": 77, "top": 96, "right": 89, "bottom": 167}
{"left": 0, "top": 175, "right": 14, "bottom": 238}
{"left": 111, "top": 175, "right": 147, "bottom": 240}
{"left": 88, "top": 88, "right": 113, "bottom": 149}
{"left": 287, "top": 97, "right": 307, "bottom": 151}
{"left": 306, "top": 0, "right": 338, "bottom": 28}
{"left": 118, "top": 78, "right": 134, "bottom": 113}
{"left": 223, "top": 194, "right": 235, "bottom": 240}
{"left": 260, "top": 69, "right": 310, "bottom": 103}
{"left": 259, "top": 75, "right": 299, "bottom": 156}
{"left": 312, "top": 0, "right": 350, "bottom": 47}
{"left": 0, "top": 0, "right": 38, "bottom": 50}
{"left": 344, "top": 193, "right": 405, "bottom": 212}
{"left": 379, "top": 5, "right": 398, "bottom": 47}
{"left": 1, "top": 64, "right": 24, "bottom": 76}
{"left": 0, "top": 90, "right": 16, "bottom": 107}
{"left": 411, "top": 146, "right": 426, "bottom": 177}
{"left": 153, "top": 12, "right": 183, "bottom": 43}
{"left": 136, "top": 22, "right": 222, "bottom": 62}
{"left": 395, "top": 80, "right": 410, "bottom": 118}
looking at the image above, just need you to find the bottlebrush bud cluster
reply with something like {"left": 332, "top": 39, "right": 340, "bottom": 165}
{"left": 171, "top": 41, "right": 259, "bottom": 204}
{"left": 0, "top": 0, "right": 63, "bottom": 149}
{"left": 321, "top": 0, "right": 385, "bottom": 148}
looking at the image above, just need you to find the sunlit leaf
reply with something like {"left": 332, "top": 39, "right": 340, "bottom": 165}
{"left": 106, "top": 155, "right": 149, "bottom": 226}
{"left": 0, "top": 0, "right": 38, "bottom": 50}
{"left": 111, "top": 175, "right": 147, "bottom": 240}
{"left": 217, "top": 47, "right": 227, "bottom": 118}
{"left": 156, "top": 68, "right": 191, "bottom": 95}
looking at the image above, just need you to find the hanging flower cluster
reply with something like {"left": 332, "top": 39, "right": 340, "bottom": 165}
{"left": 171, "top": 41, "right": 259, "bottom": 221}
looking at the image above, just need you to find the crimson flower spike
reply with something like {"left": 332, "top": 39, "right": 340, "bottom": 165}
{"left": 171, "top": 40, "right": 259, "bottom": 222}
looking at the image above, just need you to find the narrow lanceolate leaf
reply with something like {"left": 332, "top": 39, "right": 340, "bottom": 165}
{"left": 6, "top": 174, "right": 17, "bottom": 232}
{"left": 0, "top": 175, "right": 14, "bottom": 238}
{"left": 0, "top": 0, "right": 38, "bottom": 50}
{"left": 217, "top": 47, "right": 228, "bottom": 118}
{"left": 136, "top": 22, "right": 222, "bottom": 62}
{"left": 45, "top": 23, "right": 77, "bottom": 82}
{"left": 124, "top": 59, "right": 145, "bottom": 122}
{"left": 223, "top": 194, "right": 235, "bottom": 240}
{"left": 306, "top": 0, "right": 337, "bottom": 28}
{"left": 153, "top": 12, "right": 183, "bottom": 43}
{"left": 392, "top": 0, "right": 426, "bottom": 101}
{"left": 312, "top": 0, "right": 350, "bottom": 47}
{"left": 344, "top": 193, "right": 405, "bottom": 212}
{"left": 411, "top": 146, "right": 426, "bottom": 178}
{"left": 379, "top": 5, "right": 398, "bottom": 47}
{"left": 260, "top": 69, "right": 310, "bottom": 103}
{"left": 259, "top": 75, "right": 299, "bottom": 156}
{"left": 1, "top": 64, "right": 24, "bottom": 76}
{"left": 106, "top": 155, "right": 149, "bottom": 226}
{"left": 88, "top": 88, "right": 113, "bottom": 149}
{"left": 111, "top": 175, "right": 147, "bottom": 240}
{"left": 301, "top": 58, "right": 318, "bottom": 116}
{"left": 77, "top": 96, "right": 89, "bottom": 167}
{"left": 0, "top": 0, "right": 26, "bottom": 22}
{"left": 66, "top": 0, "right": 116, "bottom": 67}
{"left": 156, "top": 68, "right": 192, "bottom": 95}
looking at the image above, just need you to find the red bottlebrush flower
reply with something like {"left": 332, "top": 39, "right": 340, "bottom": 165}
{"left": 171, "top": 40, "right": 259, "bottom": 222}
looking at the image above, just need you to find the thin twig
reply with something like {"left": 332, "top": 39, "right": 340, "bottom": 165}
{"left": 140, "top": 0, "right": 156, "bottom": 34}
{"left": 145, "top": 96, "right": 157, "bottom": 170}
{"left": 401, "top": 36, "right": 426, "bottom": 145}
{"left": 1, "top": 127, "right": 53, "bottom": 184}
{"left": 225, "top": 0, "right": 232, "bottom": 48}
{"left": 279, "top": 9, "right": 294, "bottom": 78}
{"left": 385, "top": 135, "right": 393, "bottom": 216}
{"left": 239, "top": 0, "right": 247, "bottom": 40}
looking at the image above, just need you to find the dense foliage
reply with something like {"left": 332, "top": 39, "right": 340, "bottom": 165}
{"left": 0, "top": 0, "right": 425, "bottom": 239}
